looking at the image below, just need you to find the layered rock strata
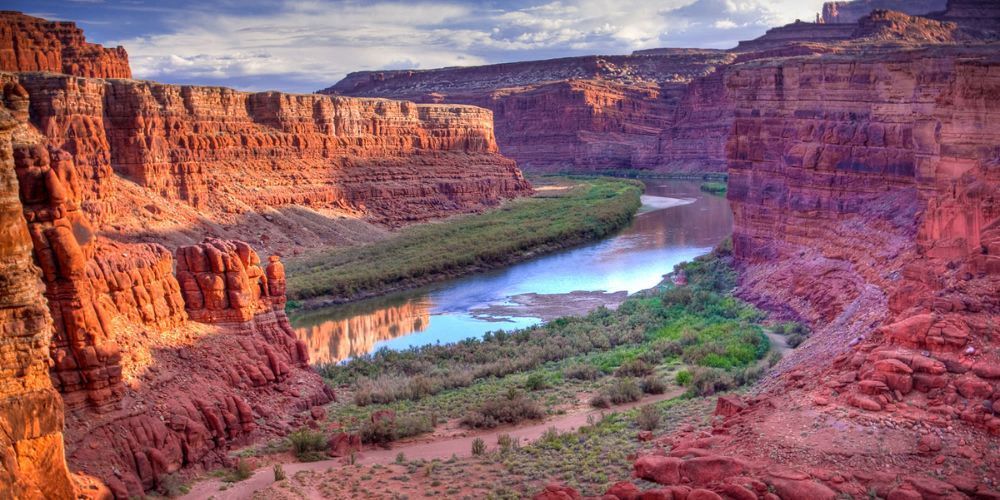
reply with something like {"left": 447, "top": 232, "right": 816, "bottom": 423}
{"left": 324, "top": 50, "right": 737, "bottom": 173}
{"left": 7, "top": 71, "right": 530, "bottom": 245}
{"left": 1, "top": 75, "right": 333, "bottom": 497}
{"left": 821, "top": 0, "right": 948, "bottom": 24}
{"left": 0, "top": 11, "right": 130, "bottom": 78}
{"left": 0, "top": 83, "right": 75, "bottom": 500}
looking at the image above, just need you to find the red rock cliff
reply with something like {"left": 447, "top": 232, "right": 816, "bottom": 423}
{"left": 0, "top": 11, "right": 130, "bottom": 78}
{"left": 1, "top": 75, "right": 334, "bottom": 497}
{"left": 821, "top": 0, "right": 948, "bottom": 24}
{"left": 323, "top": 50, "right": 736, "bottom": 173}
{"left": 6, "top": 71, "right": 530, "bottom": 249}
{"left": 0, "top": 82, "right": 76, "bottom": 500}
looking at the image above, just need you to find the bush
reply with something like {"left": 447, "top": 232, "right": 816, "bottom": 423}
{"left": 616, "top": 359, "right": 654, "bottom": 378}
{"left": 497, "top": 434, "right": 518, "bottom": 454}
{"left": 287, "top": 428, "right": 327, "bottom": 462}
{"left": 602, "top": 378, "right": 642, "bottom": 405}
{"left": 640, "top": 376, "right": 667, "bottom": 395}
{"left": 461, "top": 390, "right": 545, "bottom": 429}
{"left": 564, "top": 363, "right": 601, "bottom": 381}
{"left": 688, "top": 367, "right": 734, "bottom": 396}
{"left": 359, "top": 414, "right": 433, "bottom": 445}
{"left": 221, "top": 459, "right": 252, "bottom": 483}
{"left": 471, "top": 437, "right": 486, "bottom": 456}
{"left": 767, "top": 350, "right": 782, "bottom": 367}
{"left": 589, "top": 393, "right": 611, "bottom": 409}
{"left": 359, "top": 417, "right": 395, "bottom": 446}
{"left": 273, "top": 464, "right": 286, "bottom": 482}
{"left": 524, "top": 372, "right": 549, "bottom": 391}
{"left": 675, "top": 370, "right": 693, "bottom": 386}
{"left": 636, "top": 405, "right": 660, "bottom": 431}
{"left": 158, "top": 473, "right": 189, "bottom": 497}
{"left": 786, "top": 333, "right": 806, "bottom": 348}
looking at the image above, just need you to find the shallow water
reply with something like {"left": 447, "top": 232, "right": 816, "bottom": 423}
{"left": 290, "top": 181, "right": 733, "bottom": 365}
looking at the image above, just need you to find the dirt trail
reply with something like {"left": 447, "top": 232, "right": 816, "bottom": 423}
{"left": 182, "top": 389, "right": 684, "bottom": 499}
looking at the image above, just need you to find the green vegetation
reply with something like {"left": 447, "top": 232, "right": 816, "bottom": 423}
{"left": 774, "top": 320, "right": 811, "bottom": 348}
{"left": 314, "top": 240, "right": 773, "bottom": 433}
{"left": 461, "top": 389, "right": 545, "bottom": 429}
{"left": 287, "top": 428, "right": 328, "bottom": 462}
{"left": 286, "top": 177, "right": 643, "bottom": 302}
{"left": 699, "top": 181, "right": 727, "bottom": 196}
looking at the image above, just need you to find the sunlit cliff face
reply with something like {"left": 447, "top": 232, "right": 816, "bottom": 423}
{"left": 293, "top": 298, "right": 433, "bottom": 364}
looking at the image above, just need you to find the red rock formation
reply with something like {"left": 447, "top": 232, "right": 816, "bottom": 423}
{"left": 323, "top": 50, "right": 735, "bottom": 173}
{"left": 821, "top": 0, "right": 948, "bottom": 24}
{"left": 621, "top": 43, "right": 1000, "bottom": 500}
{"left": 6, "top": 71, "right": 530, "bottom": 240}
{"left": 1, "top": 69, "right": 335, "bottom": 499}
{"left": 294, "top": 298, "right": 432, "bottom": 364}
{"left": 0, "top": 83, "right": 76, "bottom": 500}
{"left": 0, "top": 11, "right": 130, "bottom": 78}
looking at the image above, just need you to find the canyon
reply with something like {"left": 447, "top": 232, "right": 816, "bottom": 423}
{"left": 0, "top": 1, "right": 998, "bottom": 499}
{"left": 0, "top": 11, "right": 531, "bottom": 499}
{"left": 322, "top": 1, "right": 959, "bottom": 175}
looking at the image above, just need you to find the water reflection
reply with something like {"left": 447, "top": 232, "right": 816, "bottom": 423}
{"left": 293, "top": 296, "right": 433, "bottom": 364}
{"left": 292, "top": 181, "right": 733, "bottom": 364}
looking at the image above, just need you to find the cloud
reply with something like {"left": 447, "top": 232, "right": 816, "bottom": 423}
{"left": 102, "top": 0, "right": 827, "bottom": 92}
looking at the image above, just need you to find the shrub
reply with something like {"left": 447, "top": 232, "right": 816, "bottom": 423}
{"left": 640, "top": 376, "right": 667, "bottom": 395}
{"left": 565, "top": 363, "right": 602, "bottom": 381}
{"left": 603, "top": 378, "right": 642, "bottom": 405}
{"left": 616, "top": 359, "right": 654, "bottom": 378}
{"left": 273, "top": 464, "right": 286, "bottom": 482}
{"left": 497, "top": 434, "right": 516, "bottom": 454}
{"left": 359, "top": 417, "right": 395, "bottom": 446}
{"left": 359, "top": 414, "right": 433, "bottom": 445}
{"left": 589, "top": 393, "right": 611, "bottom": 408}
{"left": 221, "top": 459, "right": 252, "bottom": 483}
{"left": 688, "top": 367, "right": 734, "bottom": 396}
{"left": 675, "top": 370, "right": 693, "bottom": 386}
{"left": 767, "top": 350, "right": 782, "bottom": 367}
{"left": 396, "top": 414, "right": 434, "bottom": 439}
{"left": 524, "top": 372, "right": 549, "bottom": 391}
{"left": 471, "top": 437, "right": 486, "bottom": 456}
{"left": 638, "top": 350, "right": 663, "bottom": 365}
{"left": 786, "top": 333, "right": 806, "bottom": 348}
{"left": 461, "top": 390, "right": 544, "bottom": 429}
{"left": 158, "top": 473, "right": 189, "bottom": 497}
{"left": 287, "top": 428, "right": 327, "bottom": 462}
{"left": 396, "top": 452, "right": 406, "bottom": 464}
{"left": 636, "top": 405, "right": 660, "bottom": 431}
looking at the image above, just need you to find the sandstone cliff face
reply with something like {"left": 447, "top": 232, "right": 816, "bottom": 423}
{"left": 0, "top": 85, "right": 76, "bottom": 500}
{"left": 8, "top": 71, "right": 530, "bottom": 245}
{"left": 324, "top": 50, "right": 736, "bottom": 173}
{"left": 822, "top": 0, "right": 948, "bottom": 24}
{"left": 0, "top": 11, "right": 130, "bottom": 78}
{"left": 726, "top": 43, "right": 1000, "bottom": 467}
{"left": 2, "top": 75, "right": 335, "bottom": 497}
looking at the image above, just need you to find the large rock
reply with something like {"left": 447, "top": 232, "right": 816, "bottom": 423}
{"left": 0, "top": 87, "right": 76, "bottom": 499}
{"left": 0, "top": 11, "right": 131, "bottom": 78}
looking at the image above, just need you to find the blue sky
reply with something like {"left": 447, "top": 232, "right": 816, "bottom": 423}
{"left": 16, "top": 0, "right": 828, "bottom": 93}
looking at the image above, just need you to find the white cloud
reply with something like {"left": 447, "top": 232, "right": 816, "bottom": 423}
{"left": 107, "top": 0, "right": 827, "bottom": 92}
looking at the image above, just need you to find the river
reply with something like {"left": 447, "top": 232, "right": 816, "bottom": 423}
{"left": 290, "top": 181, "right": 733, "bottom": 365}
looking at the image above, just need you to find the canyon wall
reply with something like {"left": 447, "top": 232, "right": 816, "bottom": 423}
{"left": 821, "top": 0, "right": 948, "bottom": 23}
{"left": 0, "top": 84, "right": 76, "bottom": 500}
{"left": 0, "top": 75, "right": 334, "bottom": 497}
{"left": 723, "top": 44, "right": 1000, "bottom": 489}
{"left": 324, "top": 50, "right": 736, "bottom": 173}
{"left": 0, "top": 12, "right": 130, "bottom": 78}
{"left": 9, "top": 71, "right": 530, "bottom": 253}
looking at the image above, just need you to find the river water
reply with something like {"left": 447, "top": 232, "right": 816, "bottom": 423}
{"left": 290, "top": 181, "right": 733, "bottom": 365}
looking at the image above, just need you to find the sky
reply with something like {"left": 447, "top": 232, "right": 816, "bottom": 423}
{"left": 16, "top": 0, "right": 828, "bottom": 94}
